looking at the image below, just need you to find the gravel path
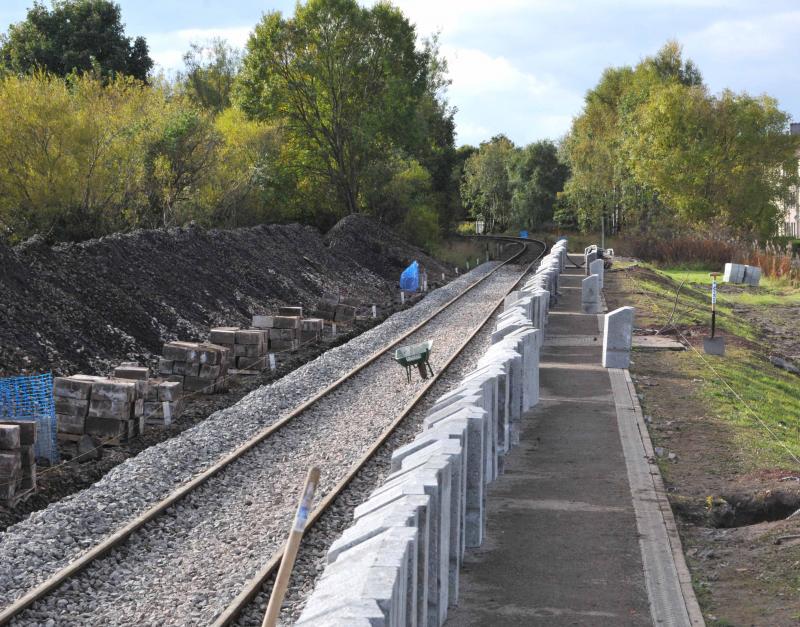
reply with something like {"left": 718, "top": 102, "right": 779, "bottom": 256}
{"left": 0, "top": 259, "right": 526, "bottom": 624}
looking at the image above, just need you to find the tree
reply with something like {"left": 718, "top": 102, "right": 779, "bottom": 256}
{"left": 1, "top": 0, "right": 153, "bottom": 81}
{"left": 509, "top": 140, "right": 569, "bottom": 229}
{"left": 179, "top": 38, "right": 241, "bottom": 112}
{"left": 460, "top": 135, "right": 515, "bottom": 232}
{"left": 626, "top": 85, "right": 799, "bottom": 235}
{"left": 237, "top": 0, "right": 429, "bottom": 217}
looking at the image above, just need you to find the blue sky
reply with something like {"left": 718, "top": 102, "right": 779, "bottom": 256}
{"left": 2, "top": 1, "right": 799, "bottom": 146}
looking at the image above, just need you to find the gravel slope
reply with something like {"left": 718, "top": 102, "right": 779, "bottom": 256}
{"left": 0, "top": 261, "right": 511, "bottom": 623}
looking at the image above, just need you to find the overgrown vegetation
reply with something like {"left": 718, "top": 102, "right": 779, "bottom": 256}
{"left": 0, "top": 0, "right": 460, "bottom": 247}
{"left": 559, "top": 41, "right": 800, "bottom": 238}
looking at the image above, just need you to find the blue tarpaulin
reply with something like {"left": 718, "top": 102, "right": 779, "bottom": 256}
{"left": 519, "top": 230, "right": 529, "bottom": 239}
{"left": 400, "top": 260, "right": 420, "bottom": 292}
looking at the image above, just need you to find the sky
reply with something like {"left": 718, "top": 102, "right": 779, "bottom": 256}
{"left": 1, "top": 0, "right": 799, "bottom": 147}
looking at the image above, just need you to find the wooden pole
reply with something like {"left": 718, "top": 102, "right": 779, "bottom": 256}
{"left": 262, "top": 466, "right": 321, "bottom": 627}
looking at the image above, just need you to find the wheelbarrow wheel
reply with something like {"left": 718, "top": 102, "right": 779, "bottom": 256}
{"left": 417, "top": 362, "right": 429, "bottom": 380}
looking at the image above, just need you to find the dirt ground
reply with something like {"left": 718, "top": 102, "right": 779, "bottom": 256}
{"left": 605, "top": 265, "right": 800, "bottom": 626}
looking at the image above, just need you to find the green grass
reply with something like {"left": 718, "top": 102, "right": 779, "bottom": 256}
{"left": 623, "top": 266, "right": 800, "bottom": 469}
{"left": 685, "top": 345, "right": 800, "bottom": 468}
{"left": 659, "top": 266, "right": 800, "bottom": 307}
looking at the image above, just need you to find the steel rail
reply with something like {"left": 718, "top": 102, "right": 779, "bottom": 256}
{"left": 0, "top": 235, "right": 544, "bottom": 625}
{"left": 213, "top": 237, "right": 547, "bottom": 626}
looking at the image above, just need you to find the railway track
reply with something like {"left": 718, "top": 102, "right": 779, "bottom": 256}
{"left": 0, "top": 236, "right": 545, "bottom": 626}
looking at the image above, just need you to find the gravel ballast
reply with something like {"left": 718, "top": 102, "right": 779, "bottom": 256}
{"left": 0, "top": 260, "right": 525, "bottom": 624}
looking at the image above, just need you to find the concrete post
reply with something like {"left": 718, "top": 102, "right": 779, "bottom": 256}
{"left": 581, "top": 275, "right": 601, "bottom": 314}
{"left": 589, "top": 258, "right": 604, "bottom": 289}
{"left": 602, "top": 306, "right": 634, "bottom": 368}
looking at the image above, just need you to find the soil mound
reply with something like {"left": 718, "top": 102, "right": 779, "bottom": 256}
{"left": 324, "top": 214, "right": 450, "bottom": 282}
{"left": 0, "top": 217, "right": 433, "bottom": 377}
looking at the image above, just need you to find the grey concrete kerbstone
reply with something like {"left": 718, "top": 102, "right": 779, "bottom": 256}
{"left": 422, "top": 405, "right": 486, "bottom": 548}
{"left": 603, "top": 306, "right": 635, "bottom": 369}
{"left": 581, "top": 275, "right": 601, "bottom": 314}
{"left": 589, "top": 258, "right": 605, "bottom": 288}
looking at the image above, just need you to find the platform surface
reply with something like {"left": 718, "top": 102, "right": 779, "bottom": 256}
{"left": 447, "top": 267, "right": 699, "bottom": 626}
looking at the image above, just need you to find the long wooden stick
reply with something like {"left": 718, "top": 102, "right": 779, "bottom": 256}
{"left": 262, "top": 466, "right": 321, "bottom": 627}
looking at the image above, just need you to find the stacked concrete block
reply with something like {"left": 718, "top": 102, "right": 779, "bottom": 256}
{"left": 208, "top": 327, "right": 238, "bottom": 368}
{"left": 301, "top": 318, "right": 325, "bottom": 343}
{"left": 603, "top": 306, "right": 635, "bottom": 369}
{"left": 314, "top": 293, "right": 340, "bottom": 322}
{"left": 253, "top": 314, "right": 300, "bottom": 352}
{"left": 55, "top": 376, "right": 137, "bottom": 446}
{"left": 723, "top": 262, "right": 761, "bottom": 287}
{"left": 0, "top": 420, "right": 36, "bottom": 504}
{"left": 298, "top": 239, "right": 567, "bottom": 626}
{"left": 159, "top": 341, "right": 230, "bottom": 393}
{"left": 114, "top": 363, "right": 185, "bottom": 427}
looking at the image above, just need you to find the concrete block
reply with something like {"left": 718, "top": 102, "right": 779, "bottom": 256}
{"left": 199, "top": 364, "right": 221, "bottom": 379}
{"left": 278, "top": 306, "right": 303, "bottom": 317}
{"left": 585, "top": 247, "right": 598, "bottom": 275}
{"left": 84, "top": 416, "right": 128, "bottom": 438}
{"left": 53, "top": 377, "right": 93, "bottom": 400}
{"left": 173, "top": 362, "right": 200, "bottom": 377}
{"left": 0, "top": 421, "right": 35, "bottom": 445}
{"left": 296, "top": 598, "right": 386, "bottom": 626}
{"left": 235, "top": 329, "right": 266, "bottom": 345}
{"left": 422, "top": 405, "right": 487, "bottom": 548}
{"left": 743, "top": 265, "right": 761, "bottom": 286}
{"left": 54, "top": 397, "right": 89, "bottom": 418}
{"left": 602, "top": 306, "right": 635, "bottom": 368}
{"left": 328, "top": 498, "right": 429, "bottom": 627}
{"left": 315, "top": 526, "right": 417, "bottom": 627}
{"left": 88, "top": 399, "right": 132, "bottom": 420}
{"left": 0, "top": 425, "right": 20, "bottom": 450}
{"left": 157, "top": 358, "right": 174, "bottom": 375}
{"left": 113, "top": 365, "right": 148, "bottom": 381}
{"left": 158, "top": 381, "right": 182, "bottom": 402}
{"left": 162, "top": 341, "right": 196, "bottom": 361}
{"left": 723, "top": 262, "right": 745, "bottom": 284}
{"left": 581, "top": 275, "right": 601, "bottom": 314}
{"left": 589, "top": 258, "right": 605, "bottom": 289}
{"left": 209, "top": 327, "right": 238, "bottom": 344}
{"left": 392, "top": 446, "right": 465, "bottom": 604}
{"left": 90, "top": 380, "right": 135, "bottom": 403}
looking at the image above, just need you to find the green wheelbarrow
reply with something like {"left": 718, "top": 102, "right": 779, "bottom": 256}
{"left": 394, "top": 340, "right": 434, "bottom": 382}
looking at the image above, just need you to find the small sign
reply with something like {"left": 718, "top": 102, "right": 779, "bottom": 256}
{"left": 269, "top": 353, "right": 276, "bottom": 371}
{"left": 162, "top": 401, "right": 172, "bottom": 427}
{"left": 372, "top": 304, "right": 377, "bottom": 318}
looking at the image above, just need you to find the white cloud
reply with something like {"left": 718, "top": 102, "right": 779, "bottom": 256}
{"left": 442, "top": 46, "right": 582, "bottom": 145}
{"left": 145, "top": 26, "right": 253, "bottom": 72}
{"left": 685, "top": 10, "right": 800, "bottom": 59}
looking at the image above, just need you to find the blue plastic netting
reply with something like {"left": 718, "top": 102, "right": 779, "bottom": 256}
{"left": 400, "top": 260, "right": 420, "bottom": 292}
{"left": 0, "top": 372, "right": 58, "bottom": 463}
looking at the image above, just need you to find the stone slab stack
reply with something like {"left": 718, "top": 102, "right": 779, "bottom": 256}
{"left": 314, "top": 293, "right": 357, "bottom": 326}
{"left": 114, "top": 362, "right": 184, "bottom": 427}
{"left": 296, "top": 240, "right": 566, "bottom": 627}
{"left": 158, "top": 342, "right": 230, "bottom": 394}
{"left": 0, "top": 420, "right": 37, "bottom": 504}
{"left": 253, "top": 314, "right": 300, "bottom": 352}
{"left": 55, "top": 372, "right": 184, "bottom": 456}
{"left": 55, "top": 376, "right": 138, "bottom": 451}
{"left": 723, "top": 262, "right": 761, "bottom": 286}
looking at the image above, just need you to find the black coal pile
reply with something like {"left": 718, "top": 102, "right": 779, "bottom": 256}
{"left": 0, "top": 217, "right": 439, "bottom": 377}
{"left": 324, "top": 214, "right": 451, "bottom": 282}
